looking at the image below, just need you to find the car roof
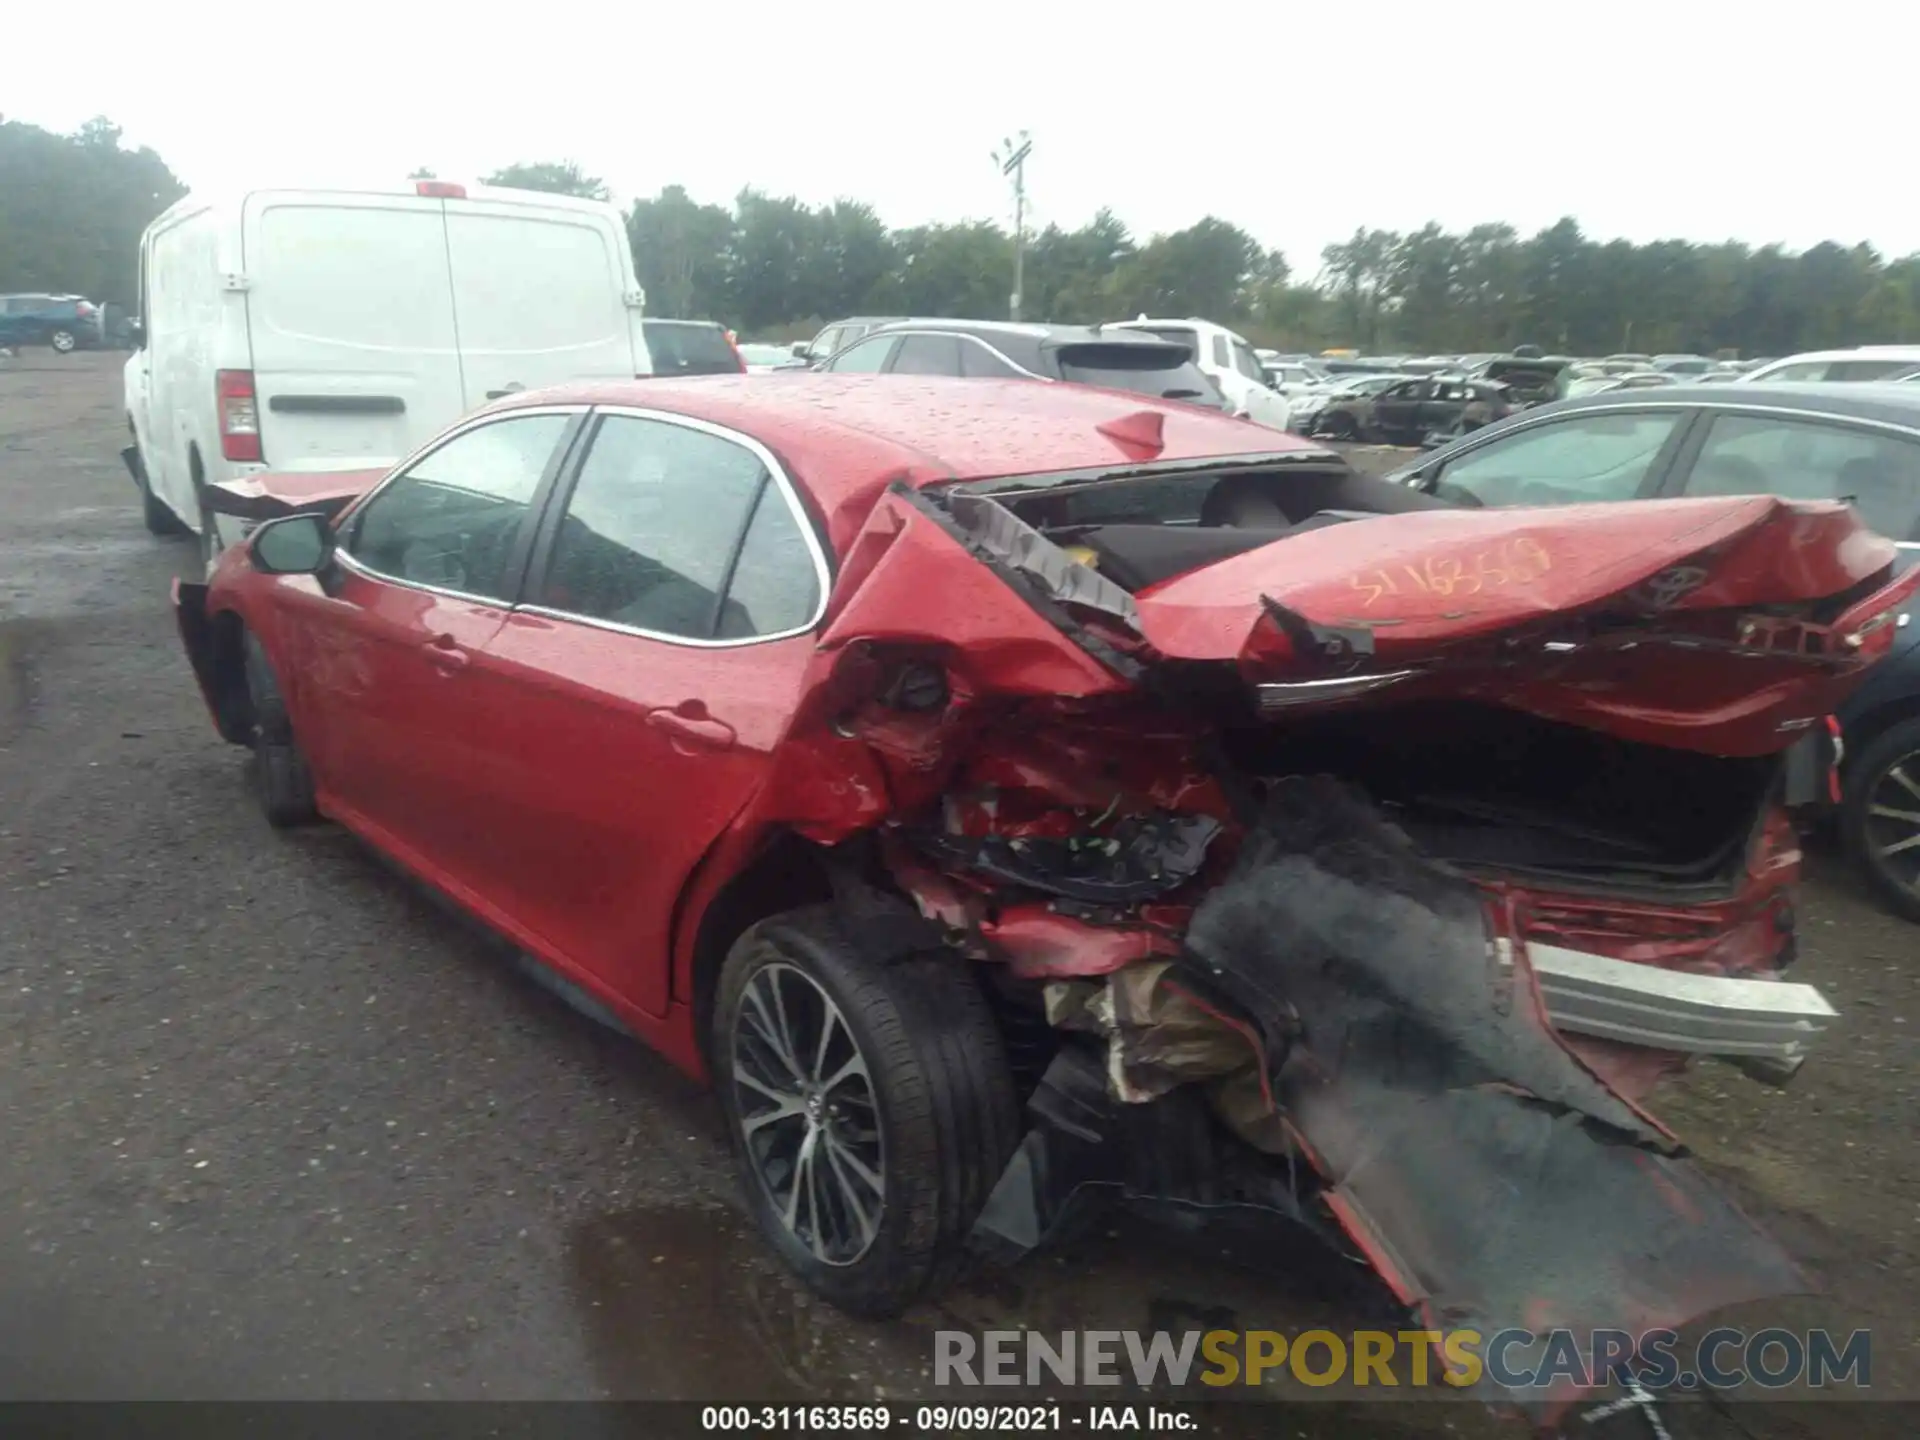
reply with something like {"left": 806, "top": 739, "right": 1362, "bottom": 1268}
{"left": 1754, "top": 347, "right": 1920, "bottom": 366}
{"left": 867, "top": 319, "right": 1190, "bottom": 349}
{"left": 492, "top": 374, "right": 1326, "bottom": 542}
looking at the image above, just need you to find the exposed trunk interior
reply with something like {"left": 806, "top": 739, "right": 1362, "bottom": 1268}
{"left": 993, "top": 462, "right": 1448, "bottom": 592}
{"left": 1220, "top": 699, "right": 1776, "bottom": 891}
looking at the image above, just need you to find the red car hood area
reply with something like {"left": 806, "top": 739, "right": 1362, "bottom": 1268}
{"left": 736, "top": 477, "right": 1910, "bottom": 1414}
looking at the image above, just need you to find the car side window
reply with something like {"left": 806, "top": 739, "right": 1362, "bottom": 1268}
{"left": 539, "top": 415, "right": 808, "bottom": 641}
{"left": 1825, "top": 359, "right": 1915, "bottom": 382}
{"left": 890, "top": 334, "right": 963, "bottom": 375}
{"left": 825, "top": 336, "right": 898, "bottom": 373}
{"left": 716, "top": 486, "right": 823, "bottom": 639}
{"left": 1210, "top": 334, "right": 1231, "bottom": 368}
{"left": 809, "top": 327, "right": 842, "bottom": 358}
{"left": 959, "top": 339, "right": 1025, "bottom": 378}
{"left": 1755, "top": 361, "right": 1829, "bottom": 383}
{"left": 342, "top": 413, "right": 569, "bottom": 600}
{"left": 1681, "top": 414, "right": 1920, "bottom": 541}
{"left": 1433, "top": 411, "right": 1683, "bottom": 508}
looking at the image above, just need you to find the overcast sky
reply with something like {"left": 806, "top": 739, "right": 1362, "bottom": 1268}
{"left": 6, "top": 2, "right": 1909, "bottom": 279}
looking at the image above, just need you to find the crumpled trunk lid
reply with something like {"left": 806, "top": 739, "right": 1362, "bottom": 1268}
{"left": 1130, "top": 496, "right": 1918, "bottom": 754}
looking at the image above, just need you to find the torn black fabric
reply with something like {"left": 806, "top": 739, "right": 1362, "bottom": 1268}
{"left": 1183, "top": 775, "right": 1806, "bottom": 1404}
{"left": 1184, "top": 774, "right": 1658, "bottom": 1144}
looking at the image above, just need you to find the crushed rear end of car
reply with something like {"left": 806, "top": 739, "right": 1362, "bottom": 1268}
{"left": 738, "top": 448, "right": 1911, "bottom": 1414}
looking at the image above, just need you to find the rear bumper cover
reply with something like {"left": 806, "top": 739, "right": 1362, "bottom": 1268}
{"left": 1529, "top": 941, "right": 1837, "bottom": 1065}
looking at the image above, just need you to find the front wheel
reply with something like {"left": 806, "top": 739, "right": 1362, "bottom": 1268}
{"left": 49, "top": 328, "right": 76, "bottom": 353}
{"left": 714, "top": 906, "right": 1020, "bottom": 1317}
{"left": 1842, "top": 717, "right": 1920, "bottom": 923}
{"left": 243, "top": 632, "right": 318, "bottom": 828}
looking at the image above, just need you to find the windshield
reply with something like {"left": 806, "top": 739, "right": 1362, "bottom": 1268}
{"left": 642, "top": 322, "right": 741, "bottom": 376}
{"left": 1053, "top": 343, "right": 1230, "bottom": 409}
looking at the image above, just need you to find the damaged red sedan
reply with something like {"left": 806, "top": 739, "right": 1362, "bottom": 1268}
{"left": 175, "top": 375, "right": 1914, "bottom": 1408}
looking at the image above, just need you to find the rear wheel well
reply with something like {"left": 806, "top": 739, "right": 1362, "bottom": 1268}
{"left": 688, "top": 831, "right": 838, "bottom": 1070}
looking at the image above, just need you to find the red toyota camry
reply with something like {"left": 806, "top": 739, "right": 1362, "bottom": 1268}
{"left": 174, "top": 373, "right": 1910, "bottom": 1407}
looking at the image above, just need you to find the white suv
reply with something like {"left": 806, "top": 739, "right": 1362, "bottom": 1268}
{"left": 1107, "top": 317, "right": 1293, "bottom": 431}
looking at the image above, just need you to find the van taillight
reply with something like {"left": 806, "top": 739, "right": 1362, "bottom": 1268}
{"left": 416, "top": 180, "right": 467, "bottom": 199}
{"left": 216, "top": 369, "right": 262, "bottom": 463}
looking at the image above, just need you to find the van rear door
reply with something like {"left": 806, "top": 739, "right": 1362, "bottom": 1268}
{"left": 241, "top": 192, "right": 465, "bottom": 470}
{"left": 442, "top": 196, "right": 643, "bottom": 406}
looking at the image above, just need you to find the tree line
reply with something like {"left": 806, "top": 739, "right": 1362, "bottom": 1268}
{"left": 6, "top": 116, "right": 1919, "bottom": 359}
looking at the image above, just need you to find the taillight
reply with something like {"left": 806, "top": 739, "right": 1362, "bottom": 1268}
{"left": 725, "top": 331, "right": 746, "bottom": 373}
{"left": 75, "top": 301, "right": 97, "bottom": 317}
{"left": 215, "top": 369, "right": 262, "bottom": 463}
{"left": 415, "top": 180, "right": 467, "bottom": 199}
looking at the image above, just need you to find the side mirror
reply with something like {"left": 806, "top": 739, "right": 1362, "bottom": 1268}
{"left": 248, "top": 512, "right": 335, "bottom": 576}
{"left": 129, "top": 319, "right": 146, "bottom": 349}
{"left": 791, "top": 341, "right": 812, "bottom": 360}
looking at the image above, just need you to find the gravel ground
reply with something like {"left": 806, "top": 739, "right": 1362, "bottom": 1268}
{"left": 0, "top": 353, "right": 1911, "bottom": 1435}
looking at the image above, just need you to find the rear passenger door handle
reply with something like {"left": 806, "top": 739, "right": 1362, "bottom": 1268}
{"left": 645, "top": 706, "right": 736, "bottom": 750}
{"left": 424, "top": 633, "right": 469, "bottom": 671}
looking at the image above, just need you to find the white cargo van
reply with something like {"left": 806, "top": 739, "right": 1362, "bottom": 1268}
{"left": 123, "top": 179, "right": 649, "bottom": 555}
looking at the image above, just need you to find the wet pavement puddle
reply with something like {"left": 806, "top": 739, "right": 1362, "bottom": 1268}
{"left": 566, "top": 1203, "right": 932, "bottom": 1401}
{"left": 563, "top": 1202, "right": 1393, "bottom": 1407}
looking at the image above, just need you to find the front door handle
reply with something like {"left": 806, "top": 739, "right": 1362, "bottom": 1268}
{"left": 424, "top": 633, "right": 469, "bottom": 671}
{"left": 646, "top": 703, "right": 736, "bottom": 750}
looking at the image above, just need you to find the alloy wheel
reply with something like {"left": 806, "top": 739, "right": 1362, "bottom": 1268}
{"left": 50, "top": 329, "right": 76, "bottom": 353}
{"left": 1862, "top": 752, "right": 1920, "bottom": 899}
{"left": 729, "top": 961, "right": 884, "bottom": 1267}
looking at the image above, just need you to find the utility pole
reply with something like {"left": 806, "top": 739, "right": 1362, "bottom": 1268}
{"left": 993, "top": 132, "right": 1032, "bottom": 321}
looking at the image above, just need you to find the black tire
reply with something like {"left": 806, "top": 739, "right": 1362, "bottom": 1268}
{"left": 242, "top": 632, "right": 318, "bottom": 828}
{"left": 143, "top": 485, "right": 177, "bottom": 536}
{"left": 713, "top": 905, "right": 1020, "bottom": 1318}
{"left": 134, "top": 450, "right": 186, "bottom": 536}
{"left": 196, "top": 485, "right": 223, "bottom": 573}
{"left": 1320, "top": 411, "right": 1359, "bottom": 441}
{"left": 49, "top": 328, "right": 77, "bottom": 354}
{"left": 1841, "top": 716, "right": 1920, "bottom": 923}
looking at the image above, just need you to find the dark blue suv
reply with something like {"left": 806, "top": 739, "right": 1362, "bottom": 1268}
{"left": 1387, "top": 381, "right": 1920, "bottom": 920}
{"left": 0, "top": 293, "right": 103, "bottom": 353}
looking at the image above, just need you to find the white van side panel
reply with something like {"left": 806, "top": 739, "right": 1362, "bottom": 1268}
{"left": 443, "top": 199, "right": 642, "bottom": 406}
{"left": 144, "top": 206, "right": 241, "bottom": 523}
{"left": 242, "top": 193, "right": 465, "bottom": 470}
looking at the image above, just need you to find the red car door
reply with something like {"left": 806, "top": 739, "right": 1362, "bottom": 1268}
{"left": 286, "top": 409, "right": 582, "bottom": 884}
{"left": 463, "top": 410, "right": 830, "bottom": 1017}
